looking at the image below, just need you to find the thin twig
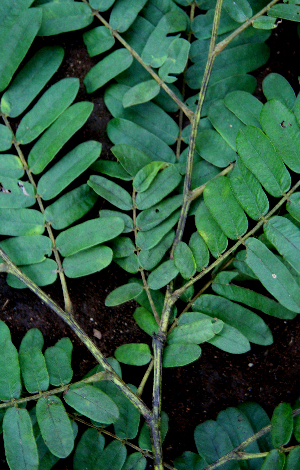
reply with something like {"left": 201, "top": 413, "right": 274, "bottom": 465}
{"left": 137, "top": 359, "right": 154, "bottom": 397}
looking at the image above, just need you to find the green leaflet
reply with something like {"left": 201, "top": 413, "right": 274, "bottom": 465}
{"left": 135, "top": 165, "right": 182, "bottom": 210}
{"left": 138, "top": 230, "right": 175, "bottom": 270}
{"left": 6, "top": 259, "right": 58, "bottom": 288}
{"left": 83, "top": 26, "right": 115, "bottom": 57}
{"left": 0, "top": 320, "right": 11, "bottom": 344}
{"left": 37, "top": 141, "right": 101, "bottom": 201}
{"left": 147, "top": 259, "right": 179, "bottom": 290}
{"left": 136, "top": 209, "right": 180, "bottom": 250}
{"left": 0, "top": 339, "right": 22, "bottom": 400}
{"left": 89, "top": 0, "right": 115, "bottom": 11}
{"left": 174, "top": 451, "right": 207, "bottom": 470}
{"left": 111, "top": 144, "right": 152, "bottom": 176}
{"left": 110, "top": 0, "right": 148, "bottom": 32}
{"left": 0, "top": 178, "right": 35, "bottom": 209}
{"left": 19, "top": 347, "right": 49, "bottom": 393}
{"left": 44, "top": 184, "right": 98, "bottom": 230}
{"left": 195, "top": 200, "right": 228, "bottom": 258}
{"left": 0, "top": 235, "right": 52, "bottom": 266}
{"left": 56, "top": 337, "right": 73, "bottom": 362}
{"left": 122, "top": 453, "right": 147, "bottom": 470}
{"left": 223, "top": 0, "right": 252, "bottom": 23}
{"left": 28, "top": 102, "right": 93, "bottom": 174}
{"left": 3, "top": 407, "right": 39, "bottom": 470}
{"left": 0, "top": 124, "right": 13, "bottom": 151}
{"left": 193, "top": 294, "right": 273, "bottom": 345}
{"left": 62, "top": 245, "right": 113, "bottom": 278}
{"left": 260, "top": 99, "right": 300, "bottom": 173}
{"left": 64, "top": 383, "right": 119, "bottom": 424}
{"left": 285, "top": 448, "right": 300, "bottom": 470}
{"left": 100, "top": 209, "right": 133, "bottom": 233}
{"left": 105, "top": 383, "right": 140, "bottom": 439}
{"left": 189, "top": 231, "right": 210, "bottom": 271}
{"left": 105, "top": 84, "right": 179, "bottom": 145}
{"left": 158, "top": 37, "right": 190, "bottom": 83}
{"left": 262, "top": 73, "right": 296, "bottom": 109}
{"left": 44, "top": 345, "right": 73, "bottom": 386}
{"left": 208, "top": 99, "right": 245, "bottom": 150}
{"left": 16, "top": 78, "right": 79, "bottom": 144}
{"left": 174, "top": 242, "right": 196, "bottom": 279}
{"left": 123, "top": 79, "right": 160, "bottom": 107}
{"left": 268, "top": 3, "right": 300, "bottom": 21}
{"left": 238, "top": 401, "right": 272, "bottom": 452}
{"left": 114, "top": 253, "right": 139, "bottom": 273}
{"left": 56, "top": 217, "right": 124, "bottom": 257}
{"left": 88, "top": 174, "right": 132, "bottom": 210}
{"left": 212, "top": 271, "right": 297, "bottom": 319}
{"left": 204, "top": 176, "right": 248, "bottom": 239}
{"left": 0, "top": 154, "right": 24, "bottom": 179}
{"left": 0, "top": 46, "right": 64, "bottom": 117}
{"left": 195, "top": 129, "right": 236, "bottom": 168}
{"left": 90, "top": 160, "right": 132, "bottom": 181}
{"left": 37, "top": 2, "right": 93, "bottom": 36}
{"left": 224, "top": 90, "right": 263, "bottom": 128}
{"left": 264, "top": 216, "right": 300, "bottom": 274}
{"left": 0, "top": 208, "right": 45, "bottom": 236}
{"left": 260, "top": 449, "right": 285, "bottom": 470}
{"left": 229, "top": 157, "right": 269, "bottom": 220}
{"left": 287, "top": 192, "right": 300, "bottom": 223}
{"left": 168, "top": 318, "right": 223, "bottom": 345}
{"left": 84, "top": 49, "right": 133, "bottom": 93}
{"left": 138, "top": 411, "right": 169, "bottom": 450}
{"left": 245, "top": 237, "right": 300, "bottom": 312}
{"left": 271, "top": 403, "right": 293, "bottom": 448}
{"left": 94, "top": 441, "right": 127, "bottom": 470}
{"left": 110, "top": 236, "right": 135, "bottom": 258}
{"left": 253, "top": 15, "right": 276, "bottom": 29}
{"left": 73, "top": 429, "right": 105, "bottom": 470}
{"left": 0, "top": 8, "right": 42, "bottom": 92}
{"left": 236, "top": 125, "right": 291, "bottom": 197}
{"left": 133, "top": 307, "right": 159, "bottom": 336}
{"left": 19, "top": 328, "right": 44, "bottom": 353}
{"left": 107, "top": 118, "right": 176, "bottom": 163}
{"left": 192, "top": 8, "right": 239, "bottom": 40}
{"left": 133, "top": 162, "right": 168, "bottom": 192}
{"left": 105, "top": 282, "right": 144, "bottom": 306}
{"left": 163, "top": 343, "right": 201, "bottom": 367}
{"left": 136, "top": 194, "right": 182, "bottom": 231}
{"left": 36, "top": 396, "right": 74, "bottom": 458}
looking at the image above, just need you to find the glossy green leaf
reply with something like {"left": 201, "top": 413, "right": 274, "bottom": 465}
{"left": 3, "top": 407, "right": 38, "bottom": 470}
{"left": 89, "top": 0, "right": 115, "bottom": 10}
{"left": 37, "top": 140, "right": 100, "bottom": 200}
{"left": 110, "top": 236, "right": 135, "bottom": 258}
{"left": 56, "top": 217, "right": 124, "bottom": 257}
{"left": 147, "top": 259, "right": 179, "bottom": 290}
{"left": 158, "top": 37, "right": 190, "bottom": 83}
{"left": 0, "top": 154, "right": 24, "bottom": 179}
{"left": 208, "top": 99, "right": 245, "bottom": 150}
{"left": 188, "top": 232, "right": 210, "bottom": 271}
{"left": 88, "top": 174, "right": 132, "bottom": 210}
{"left": 106, "top": 383, "right": 140, "bottom": 439}
{"left": 134, "top": 162, "right": 169, "bottom": 193}
{"left": 111, "top": 144, "right": 152, "bottom": 176}
{"left": 114, "top": 253, "right": 139, "bottom": 273}
{"left": 110, "top": 0, "right": 148, "bottom": 32}
{"left": 287, "top": 192, "right": 300, "bottom": 224}
{"left": 19, "top": 347, "right": 49, "bottom": 393}
{"left": 195, "top": 201, "right": 228, "bottom": 258}
{"left": 96, "top": 440, "right": 127, "bottom": 470}
{"left": 138, "top": 230, "right": 175, "bottom": 270}
{"left": 229, "top": 157, "right": 269, "bottom": 220}
{"left": 84, "top": 49, "right": 133, "bottom": 93}
{"left": 55, "top": 337, "right": 73, "bottom": 362}
{"left": 0, "top": 208, "right": 45, "bottom": 236}
{"left": 163, "top": 343, "right": 201, "bottom": 367}
{"left": 236, "top": 125, "right": 291, "bottom": 197}
{"left": 136, "top": 209, "right": 180, "bottom": 250}
{"left": 38, "top": 2, "right": 93, "bottom": 35}
{"left": 90, "top": 160, "right": 132, "bottom": 181}
{"left": 73, "top": 428, "right": 105, "bottom": 470}
{"left": 0, "top": 321, "right": 11, "bottom": 344}
{"left": 44, "top": 345, "right": 73, "bottom": 386}
{"left": 260, "top": 449, "right": 285, "bottom": 470}
{"left": 224, "top": 0, "right": 252, "bottom": 22}
{"left": 193, "top": 294, "right": 273, "bottom": 345}
{"left": 115, "top": 343, "right": 151, "bottom": 366}
{"left": 0, "top": 339, "right": 21, "bottom": 400}
{"left": 6, "top": 259, "right": 58, "bottom": 289}
{"left": 284, "top": 447, "right": 300, "bottom": 470}
{"left": 0, "top": 235, "right": 52, "bottom": 266}
{"left": 0, "top": 8, "right": 42, "bottom": 92}
{"left": 105, "top": 282, "right": 144, "bottom": 306}
{"left": 212, "top": 271, "right": 297, "bottom": 319}
{"left": 195, "top": 129, "right": 236, "bottom": 168}
{"left": 16, "top": 78, "right": 79, "bottom": 144}
{"left": 19, "top": 328, "right": 44, "bottom": 353}
{"left": 133, "top": 307, "right": 159, "bottom": 336}
{"left": 260, "top": 100, "right": 300, "bottom": 173}
{"left": 44, "top": 184, "right": 97, "bottom": 230}
{"left": 253, "top": 15, "right": 276, "bottom": 29}
{"left": 245, "top": 238, "right": 300, "bottom": 312}
{"left": 64, "top": 383, "right": 119, "bottom": 424}
{"left": 136, "top": 195, "right": 182, "bottom": 231}
{"left": 268, "top": 3, "right": 300, "bottom": 21}
{"left": 0, "top": 177, "right": 36, "bottom": 209}
{"left": 168, "top": 318, "right": 222, "bottom": 345}
{"left": 263, "top": 73, "right": 296, "bottom": 109}
{"left": 224, "top": 90, "right": 263, "bottom": 128}
{"left": 271, "top": 403, "right": 293, "bottom": 448}
{"left": 204, "top": 176, "right": 248, "bottom": 239}
{"left": 136, "top": 165, "right": 181, "bottom": 210}
{"left": 122, "top": 453, "right": 147, "bottom": 470}
{"left": 100, "top": 209, "right": 133, "bottom": 233}
{"left": 238, "top": 401, "right": 272, "bottom": 452}
{"left": 107, "top": 118, "right": 176, "bottom": 163}
{"left": 0, "top": 124, "right": 13, "bottom": 151}
{"left": 174, "top": 242, "right": 196, "bottom": 279}
{"left": 122, "top": 80, "right": 160, "bottom": 108}
{"left": 83, "top": 26, "right": 115, "bottom": 57}
{"left": 63, "top": 245, "right": 113, "bottom": 278}
{"left": 1, "top": 46, "right": 64, "bottom": 117}
{"left": 28, "top": 102, "right": 93, "bottom": 174}
{"left": 192, "top": 8, "right": 239, "bottom": 40}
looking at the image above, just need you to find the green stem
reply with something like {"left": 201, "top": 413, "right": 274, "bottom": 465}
{"left": 189, "top": 163, "right": 234, "bottom": 201}
{"left": 137, "top": 359, "right": 154, "bottom": 397}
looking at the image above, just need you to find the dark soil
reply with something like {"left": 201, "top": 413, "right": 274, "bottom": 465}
{"left": 1, "top": 16, "right": 300, "bottom": 470}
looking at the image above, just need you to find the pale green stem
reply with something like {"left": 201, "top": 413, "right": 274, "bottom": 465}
{"left": 137, "top": 359, "right": 154, "bottom": 397}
